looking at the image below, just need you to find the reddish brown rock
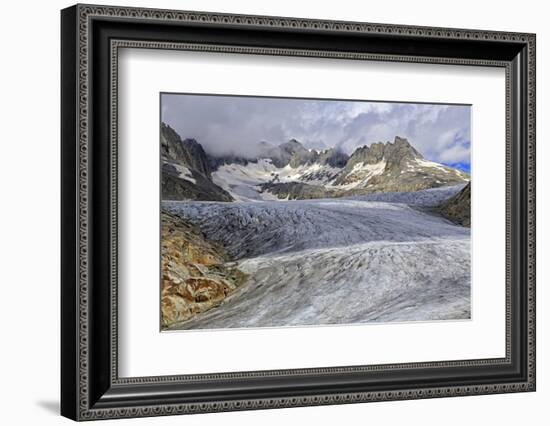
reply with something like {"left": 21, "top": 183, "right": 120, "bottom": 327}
{"left": 160, "top": 211, "right": 247, "bottom": 329}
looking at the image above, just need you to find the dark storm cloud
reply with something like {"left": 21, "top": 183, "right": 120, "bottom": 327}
{"left": 161, "top": 93, "right": 471, "bottom": 165}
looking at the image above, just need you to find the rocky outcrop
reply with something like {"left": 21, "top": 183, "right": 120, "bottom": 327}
{"left": 439, "top": 182, "right": 471, "bottom": 227}
{"left": 161, "top": 211, "right": 248, "bottom": 329}
{"left": 344, "top": 136, "right": 421, "bottom": 169}
{"left": 260, "top": 181, "right": 345, "bottom": 200}
{"left": 284, "top": 139, "right": 319, "bottom": 168}
{"left": 257, "top": 139, "right": 319, "bottom": 168}
{"left": 317, "top": 147, "right": 349, "bottom": 168}
{"left": 161, "top": 123, "right": 212, "bottom": 177}
{"left": 161, "top": 166, "right": 232, "bottom": 202}
{"left": 161, "top": 123, "right": 233, "bottom": 201}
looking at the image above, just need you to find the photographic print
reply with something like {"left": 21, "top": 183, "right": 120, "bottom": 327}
{"left": 160, "top": 93, "right": 472, "bottom": 331}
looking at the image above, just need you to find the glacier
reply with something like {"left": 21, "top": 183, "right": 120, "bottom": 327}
{"left": 163, "top": 185, "right": 470, "bottom": 330}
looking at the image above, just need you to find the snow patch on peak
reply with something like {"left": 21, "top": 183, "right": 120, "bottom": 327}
{"left": 414, "top": 158, "right": 451, "bottom": 173}
{"left": 277, "top": 163, "right": 341, "bottom": 186}
{"left": 171, "top": 163, "right": 196, "bottom": 184}
{"left": 332, "top": 160, "right": 387, "bottom": 189}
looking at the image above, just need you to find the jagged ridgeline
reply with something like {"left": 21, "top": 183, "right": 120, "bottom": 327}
{"left": 160, "top": 122, "right": 470, "bottom": 202}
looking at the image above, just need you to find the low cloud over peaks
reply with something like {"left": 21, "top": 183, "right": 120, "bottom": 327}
{"left": 161, "top": 93, "right": 471, "bottom": 167}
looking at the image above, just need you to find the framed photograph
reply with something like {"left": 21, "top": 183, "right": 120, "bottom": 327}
{"left": 61, "top": 4, "right": 536, "bottom": 421}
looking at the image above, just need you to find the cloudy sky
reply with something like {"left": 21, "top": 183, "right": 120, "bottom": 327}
{"left": 161, "top": 93, "right": 471, "bottom": 172}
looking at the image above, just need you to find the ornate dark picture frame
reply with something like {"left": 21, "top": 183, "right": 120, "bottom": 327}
{"left": 61, "top": 4, "right": 536, "bottom": 421}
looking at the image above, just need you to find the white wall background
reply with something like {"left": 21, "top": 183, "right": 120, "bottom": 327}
{"left": 0, "top": 0, "right": 546, "bottom": 424}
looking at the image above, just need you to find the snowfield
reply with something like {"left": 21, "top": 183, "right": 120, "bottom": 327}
{"left": 331, "top": 160, "right": 386, "bottom": 190}
{"left": 163, "top": 185, "right": 470, "bottom": 329}
{"left": 212, "top": 158, "right": 341, "bottom": 201}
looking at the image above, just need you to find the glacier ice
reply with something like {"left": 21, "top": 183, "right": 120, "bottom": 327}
{"left": 163, "top": 185, "right": 471, "bottom": 329}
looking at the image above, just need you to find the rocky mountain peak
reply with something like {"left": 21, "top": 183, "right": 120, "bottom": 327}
{"left": 318, "top": 147, "right": 349, "bottom": 168}
{"left": 439, "top": 182, "right": 471, "bottom": 227}
{"left": 348, "top": 136, "right": 422, "bottom": 168}
{"left": 161, "top": 123, "right": 211, "bottom": 176}
{"left": 388, "top": 136, "right": 423, "bottom": 160}
{"left": 279, "top": 138, "right": 306, "bottom": 154}
{"left": 161, "top": 123, "right": 233, "bottom": 201}
{"left": 259, "top": 138, "right": 316, "bottom": 168}
{"left": 179, "top": 138, "right": 211, "bottom": 177}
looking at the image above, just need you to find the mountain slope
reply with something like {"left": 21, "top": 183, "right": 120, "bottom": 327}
{"left": 212, "top": 137, "right": 469, "bottom": 201}
{"left": 161, "top": 123, "right": 233, "bottom": 201}
{"left": 330, "top": 136, "right": 468, "bottom": 192}
{"left": 162, "top": 127, "right": 469, "bottom": 202}
{"left": 439, "top": 182, "right": 471, "bottom": 227}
